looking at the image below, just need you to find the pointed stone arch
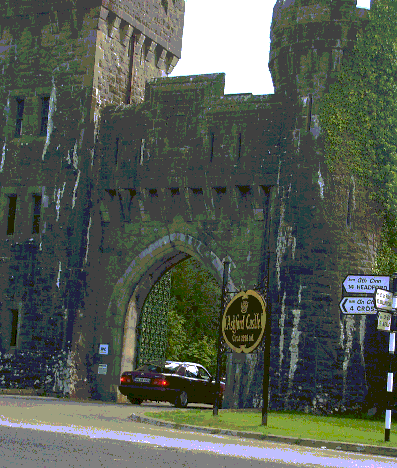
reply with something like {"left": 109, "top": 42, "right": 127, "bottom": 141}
{"left": 91, "top": 231, "right": 236, "bottom": 402}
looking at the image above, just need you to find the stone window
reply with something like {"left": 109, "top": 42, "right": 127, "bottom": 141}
{"left": 14, "top": 98, "right": 25, "bottom": 138}
{"left": 210, "top": 132, "right": 215, "bottom": 162}
{"left": 10, "top": 308, "right": 19, "bottom": 347}
{"left": 39, "top": 96, "right": 50, "bottom": 136}
{"left": 32, "top": 194, "right": 42, "bottom": 234}
{"left": 6, "top": 194, "right": 17, "bottom": 235}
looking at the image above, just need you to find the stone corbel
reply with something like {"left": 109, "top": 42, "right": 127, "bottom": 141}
{"left": 144, "top": 38, "right": 157, "bottom": 63}
{"left": 110, "top": 17, "right": 121, "bottom": 40}
{"left": 121, "top": 22, "right": 134, "bottom": 47}
{"left": 118, "top": 189, "right": 132, "bottom": 223}
{"left": 166, "top": 54, "right": 179, "bottom": 74}
{"left": 134, "top": 32, "right": 146, "bottom": 63}
{"left": 156, "top": 47, "right": 167, "bottom": 72}
{"left": 99, "top": 7, "right": 109, "bottom": 21}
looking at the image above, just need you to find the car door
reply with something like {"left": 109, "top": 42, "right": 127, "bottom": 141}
{"left": 196, "top": 366, "right": 214, "bottom": 404}
{"left": 184, "top": 365, "right": 203, "bottom": 403}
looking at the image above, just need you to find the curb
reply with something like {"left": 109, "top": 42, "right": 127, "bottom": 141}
{"left": 129, "top": 413, "right": 397, "bottom": 458}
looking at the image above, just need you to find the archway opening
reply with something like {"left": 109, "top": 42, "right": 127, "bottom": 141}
{"left": 136, "top": 256, "right": 223, "bottom": 376}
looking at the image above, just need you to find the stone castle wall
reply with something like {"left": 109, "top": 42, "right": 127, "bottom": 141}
{"left": 0, "top": 0, "right": 390, "bottom": 412}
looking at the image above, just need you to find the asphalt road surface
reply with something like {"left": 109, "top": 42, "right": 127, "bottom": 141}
{"left": 0, "top": 396, "right": 396, "bottom": 468}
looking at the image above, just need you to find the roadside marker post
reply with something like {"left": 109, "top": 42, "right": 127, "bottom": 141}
{"left": 341, "top": 274, "right": 397, "bottom": 441}
{"left": 384, "top": 274, "right": 397, "bottom": 442}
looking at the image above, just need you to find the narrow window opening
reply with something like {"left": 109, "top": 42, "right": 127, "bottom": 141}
{"left": 115, "top": 137, "right": 119, "bottom": 166}
{"left": 237, "top": 186, "right": 252, "bottom": 211}
{"left": 306, "top": 94, "right": 313, "bottom": 133}
{"left": 140, "top": 139, "right": 146, "bottom": 165}
{"left": 346, "top": 189, "right": 352, "bottom": 228}
{"left": 32, "top": 194, "right": 42, "bottom": 234}
{"left": 7, "top": 195, "right": 17, "bottom": 235}
{"left": 210, "top": 132, "right": 215, "bottom": 162}
{"left": 10, "top": 308, "right": 19, "bottom": 347}
{"left": 40, "top": 96, "right": 50, "bottom": 136}
{"left": 15, "top": 98, "right": 24, "bottom": 137}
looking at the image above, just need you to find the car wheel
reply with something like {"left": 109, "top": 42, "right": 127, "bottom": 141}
{"left": 128, "top": 396, "right": 143, "bottom": 405}
{"left": 174, "top": 391, "right": 188, "bottom": 408}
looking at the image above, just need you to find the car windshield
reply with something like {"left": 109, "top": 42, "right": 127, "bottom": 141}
{"left": 136, "top": 361, "right": 180, "bottom": 374}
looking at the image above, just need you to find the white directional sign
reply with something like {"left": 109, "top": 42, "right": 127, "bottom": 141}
{"left": 339, "top": 297, "right": 377, "bottom": 315}
{"left": 374, "top": 288, "right": 394, "bottom": 311}
{"left": 378, "top": 312, "right": 392, "bottom": 331}
{"left": 343, "top": 275, "right": 390, "bottom": 294}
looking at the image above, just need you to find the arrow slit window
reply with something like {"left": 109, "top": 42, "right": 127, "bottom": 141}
{"left": 10, "top": 308, "right": 19, "bottom": 347}
{"left": 14, "top": 98, "right": 25, "bottom": 138}
{"left": 6, "top": 195, "right": 17, "bottom": 235}
{"left": 32, "top": 194, "right": 42, "bottom": 234}
{"left": 39, "top": 96, "right": 50, "bottom": 136}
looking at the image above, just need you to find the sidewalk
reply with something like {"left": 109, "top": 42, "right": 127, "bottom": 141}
{"left": 1, "top": 394, "right": 396, "bottom": 459}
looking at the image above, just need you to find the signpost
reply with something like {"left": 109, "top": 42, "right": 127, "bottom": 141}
{"left": 341, "top": 274, "right": 397, "bottom": 442}
{"left": 374, "top": 289, "right": 393, "bottom": 312}
{"left": 343, "top": 275, "right": 390, "bottom": 295}
{"left": 339, "top": 297, "right": 376, "bottom": 315}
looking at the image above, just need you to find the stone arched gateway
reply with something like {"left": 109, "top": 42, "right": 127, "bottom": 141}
{"left": 112, "top": 233, "right": 236, "bottom": 403}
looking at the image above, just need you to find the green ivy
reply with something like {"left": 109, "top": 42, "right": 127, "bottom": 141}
{"left": 320, "top": 0, "right": 397, "bottom": 274}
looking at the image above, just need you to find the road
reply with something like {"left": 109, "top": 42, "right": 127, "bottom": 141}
{"left": 0, "top": 396, "right": 396, "bottom": 467}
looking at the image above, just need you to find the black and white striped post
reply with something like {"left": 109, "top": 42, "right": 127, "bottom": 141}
{"left": 385, "top": 273, "right": 397, "bottom": 442}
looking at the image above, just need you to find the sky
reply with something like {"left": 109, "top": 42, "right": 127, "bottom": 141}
{"left": 169, "top": 0, "right": 372, "bottom": 96}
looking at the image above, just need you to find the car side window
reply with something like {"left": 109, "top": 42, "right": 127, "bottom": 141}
{"left": 197, "top": 366, "right": 211, "bottom": 381}
{"left": 185, "top": 365, "right": 198, "bottom": 378}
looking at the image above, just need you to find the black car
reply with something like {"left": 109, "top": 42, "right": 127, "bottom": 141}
{"left": 119, "top": 360, "right": 225, "bottom": 408}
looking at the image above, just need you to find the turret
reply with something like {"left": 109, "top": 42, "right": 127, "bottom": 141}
{"left": 269, "top": 0, "right": 364, "bottom": 100}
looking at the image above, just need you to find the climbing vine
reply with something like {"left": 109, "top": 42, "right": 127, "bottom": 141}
{"left": 320, "top": 0, "right": 397, "bottom": 274}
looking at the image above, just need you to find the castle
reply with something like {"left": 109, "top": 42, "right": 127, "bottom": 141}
{"left": 0, "top": 0, "right": 387, "bottom": 412}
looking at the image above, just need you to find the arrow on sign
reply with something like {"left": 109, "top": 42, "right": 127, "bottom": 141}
{"left": 339, "top": 297, "right": 377, "bottom": 315}
{"left": 343, "top": 275, "right": 390, "bottom": 294}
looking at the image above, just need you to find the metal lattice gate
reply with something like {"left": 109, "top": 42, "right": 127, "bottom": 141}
{"left": 136, "top": 270, "right": 171, "bottom": 367}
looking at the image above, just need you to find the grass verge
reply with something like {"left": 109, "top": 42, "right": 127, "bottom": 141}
{"left": 144, "top": 409, "right": 397, "bottom": 447}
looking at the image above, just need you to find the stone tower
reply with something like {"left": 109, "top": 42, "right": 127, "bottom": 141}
{"left": 0, "top": 0, "right": 184, "bottom": 365}
{"left": 258, "top": 0, "right": 383, "bottom": 412}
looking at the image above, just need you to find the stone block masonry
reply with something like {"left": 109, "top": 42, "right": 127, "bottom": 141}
{"left": 0, "top": 0, "right": 388, "bottom": 413}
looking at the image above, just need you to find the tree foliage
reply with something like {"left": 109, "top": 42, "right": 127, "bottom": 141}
{"left": 166, "top": 257, "right": 222, "bottom": 375}
{"left": 320, "top": 0, "right": 397, "bottom": 273}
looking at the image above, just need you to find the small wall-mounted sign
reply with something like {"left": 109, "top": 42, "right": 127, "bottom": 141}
{"left": 98, "top": 364, "right": 108, "bottom": 375}
{"left": 378, "top": 312, "right": 392, "bottom": 332}
{"left": 99, "top": 344, "right": 109, "bottom": 355}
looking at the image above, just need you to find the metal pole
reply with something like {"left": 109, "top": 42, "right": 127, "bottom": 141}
{"left": 213, "top": 258, "right": 230, "bottom": 416}
{"left": 261, "top": 251, "right": 272, "bottom": 426}
{"left": 385, "top": 273, "right": 397, "bottom": 442}
{"left": 261, "top": 188, "right": 273, "bottom": 426}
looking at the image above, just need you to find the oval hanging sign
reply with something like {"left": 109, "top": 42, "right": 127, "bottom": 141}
{"left": 222, "top": 290, "right": 266, "bottom": 353}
